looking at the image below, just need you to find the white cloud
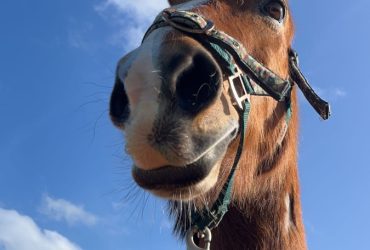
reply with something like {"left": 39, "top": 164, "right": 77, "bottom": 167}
{"left": 0, "top": 208, "right": 81, "bottom": 250}
{"left": 95, "top": 0, "right": 168, "bottom": 49}
{"left": 301, "top": 86, "right": 347, "bottom": 104}
{"left": 66, "top": 20, "right": 96, "bottom": 51}
{"left": 111, "top": 201, "right": 127, "bottom": 211}
{"left": 40, "top": 195, "right": 97, "bottom": 227}
{"left": 68, "top": 31, "right": 89, "bottom": 50}
{"left": 334, "top": 88, "right": 347, "bottom": 97}
{"left": 160, "top": 218, "right": 172, "bottom": 233}
{"left": 98, "top": 0, "right": 168, "bottom": 17}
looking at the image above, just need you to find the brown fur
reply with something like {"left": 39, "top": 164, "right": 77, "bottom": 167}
{"left": 168, "top": 1, "right": 307, "bottom": 249}
{"left": 114, "top": 0, "right": 307, "bottom": 249}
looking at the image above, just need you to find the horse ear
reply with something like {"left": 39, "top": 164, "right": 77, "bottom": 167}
{"left": 168, "top": 0, "right": 189, "bottom": 5}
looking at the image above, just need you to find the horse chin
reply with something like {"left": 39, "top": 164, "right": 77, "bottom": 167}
{"left": 151, "top": 162, "right": 221, "bottom": 201}
{"left": 132, "top": 159, "right": 223, "bottom": 201}
{"left": 131, "top": 123, "right": 238, "bottom": 201}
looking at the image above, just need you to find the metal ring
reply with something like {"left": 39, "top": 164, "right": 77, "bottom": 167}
{"left": 186, "top": 227, "right": 212, "bottom": 250}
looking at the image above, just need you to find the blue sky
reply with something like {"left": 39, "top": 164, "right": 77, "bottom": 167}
{"left": 0, "top": 0, "right": 369, "bottom": 249}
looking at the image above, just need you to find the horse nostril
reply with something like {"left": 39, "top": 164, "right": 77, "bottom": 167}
{"left": 175, "top": 53, "right": 221, "bottom": 114}
{"left": 110, "top": 77, "right": 130, "bottom": 127}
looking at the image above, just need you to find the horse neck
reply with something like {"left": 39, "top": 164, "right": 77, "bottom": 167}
{"left": 210, "top": 165, "right": 306, "bottom": 250}
{"left": 210, "top": 92, "right": 307, "bottom": 250}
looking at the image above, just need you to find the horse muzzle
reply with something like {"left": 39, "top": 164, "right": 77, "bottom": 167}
{"left": 110, "top": 27, "right": 240, "bottom": 199}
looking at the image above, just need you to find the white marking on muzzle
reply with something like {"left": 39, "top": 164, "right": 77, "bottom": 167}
{"left": 120, "top": 29, "right": 173, "bottom": 170}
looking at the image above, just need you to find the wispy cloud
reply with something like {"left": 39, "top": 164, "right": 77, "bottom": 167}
{"left": 0, "top": 208, "right": 81, "bottom": 250}
{"left": 40, "top": 195, "right": 97, "bottom": 227}
{"left": 95, "top": 0, "right": 168, "bottom": 50}
{"left": 305, "top": 86, "right": 348, "bottom": 101}
{"left": 160, "top": 218, "right": 172, "bottom": 233}
{"left": 68, "top": 31, "right": 89, "bottom": 50}
{"left": 97, "top": 0, "right": 168, "bottom": 17}
{"left": 333, "top": 88, "right": 347, "bottom": 97}
{"left": 66, "top": 19, "right": 97, "bottom": 51}
{"left": 111, "top": 201, "right": 128, "bottom": 211}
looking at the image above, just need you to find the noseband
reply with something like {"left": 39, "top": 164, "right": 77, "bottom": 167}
{"left": 142, "top": 7, "right": 330, "bottom": 250}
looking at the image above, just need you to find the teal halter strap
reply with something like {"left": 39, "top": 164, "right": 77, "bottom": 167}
{"left": 144, "top": 8, "right": 330, "bottom": 120}
{"left": 191, "top": 100, "right": 251, "bottom": 231}
{"left": 190, "top": 97, "right": 292, "bottom": 232}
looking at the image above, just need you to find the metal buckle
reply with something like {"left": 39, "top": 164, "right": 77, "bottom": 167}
{"left": 229, "top": 65, "right": 250, "bottom": 110}
{"left": 186, "top": 227, "right": 212, "bottom": 250}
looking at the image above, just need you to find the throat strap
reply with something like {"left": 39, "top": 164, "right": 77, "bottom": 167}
{"left": 190, "top": 97, "right": 292, "bottom": 231}
{"left": 191, "top": 101, "right": 250, "bottom": 231}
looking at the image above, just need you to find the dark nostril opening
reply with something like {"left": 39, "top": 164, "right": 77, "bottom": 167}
{"left": 176, "top": 53, "right": 221, "bottom": 114}
{"left": 110, "top": 77, "right": 130, "bottom": 126}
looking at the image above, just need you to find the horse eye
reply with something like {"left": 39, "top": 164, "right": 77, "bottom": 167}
{"left": 263, "top": 1, "right": 286, "bottom": 22}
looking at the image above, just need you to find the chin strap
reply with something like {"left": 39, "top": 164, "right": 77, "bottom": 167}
{"left": 191, "top": 101, "right": 250, "bottom": 231}
{"left": 187, "top": 98, "right": 293, "bottom": 250}
{"left": 186, "top": 101, "right": 250, "bottom": 250}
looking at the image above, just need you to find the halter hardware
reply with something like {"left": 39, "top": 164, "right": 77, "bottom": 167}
{"left": 229, "top": 65, "right": 250, "bottom": 110}
{"left": 186, "top": 227, "right": 212, "bottom": 250}
{"left": 142, "top": 7, "right": 331, "bottom": 250}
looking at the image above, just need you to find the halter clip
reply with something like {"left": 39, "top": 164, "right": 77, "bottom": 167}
{"left": 229, "top": 65, "right": 250, "bottom": 110}
{"left": 186, "top": 227, "right": 212, "bottom": 250}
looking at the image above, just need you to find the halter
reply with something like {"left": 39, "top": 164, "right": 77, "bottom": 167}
{"left": 142, "top": 7, "right": 330, "bottom": 250}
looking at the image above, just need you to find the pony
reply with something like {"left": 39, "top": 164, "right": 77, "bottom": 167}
{"left": 109, "top": 0, "right": 329, "bottom": 249}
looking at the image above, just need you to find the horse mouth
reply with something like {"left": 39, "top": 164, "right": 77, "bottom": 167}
{"left": 132, "top": 155, "right": 217, "bottom": 190}
{"left": 132, "top": 126, "right": 238, "bottom": 200}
